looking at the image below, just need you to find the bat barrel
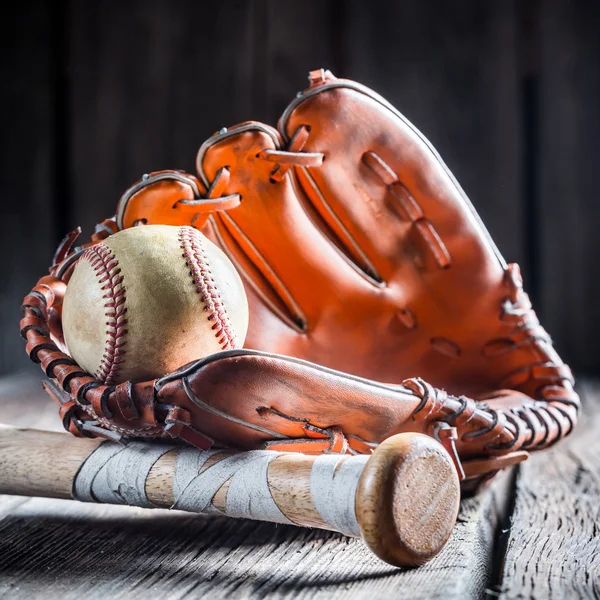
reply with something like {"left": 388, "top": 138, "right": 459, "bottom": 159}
{"left": 357, "top": 432, "right": 460, "bottom": 567}
{"left": 0, "top": 427, "right": 459, "bottom": 567}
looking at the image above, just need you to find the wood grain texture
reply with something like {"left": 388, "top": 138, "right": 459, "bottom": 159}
{"left": 68, "top": 0, "right": 257, "bottom": 234}
{"left": 0, "top": 373, "right": 512, "bottom": 599}
{"left": 498, "top": 380, "right": 600, "bottom": 599}
{"left": 537, "top": 0, "right": 600, "bottom": 372}
{"left": 0, "top": 478, "right": 512, "bottom": 599}
{"left": 0, "top": 2, "right": 58, "bottom": 376}
{"left": 3, "top": 2, "right": 600, "bottom": 377}
{"left": 261, "top": 1, "right": 344, "bottom": 123}
{"left": 356, "top": 433, "right": 460, "bottom": 568}
{"left": 5, "top": 375, "right": 598, "bottom": 597}
{"left": 0, "top": 374, "right": 62, "bottom": 432}
{"left": 0, "top": 429, "right": 101, "bottom": 498}
{"left": 0, "top": 426, "right": 461, "bottom": 569}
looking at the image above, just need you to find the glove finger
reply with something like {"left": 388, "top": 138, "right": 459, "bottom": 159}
{"left": 196, "top": 122, "right": 385, "bottom": 340}
{"left": 115, "top": 170, "right": 210, "bottom": 229}
{"left": 279, "top": 72, "right": 576, "bottom": 405}
{"left": 280, "top": 71, "right": 506, "bottom": 280}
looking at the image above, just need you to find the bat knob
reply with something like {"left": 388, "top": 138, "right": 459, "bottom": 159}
{"left": 356, "top": 432, "right": 460, "bottom": 567}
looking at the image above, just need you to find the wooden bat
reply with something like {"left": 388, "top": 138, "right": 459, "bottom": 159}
{"left": 0, "top": 427, "right": 459, "bottom": 567}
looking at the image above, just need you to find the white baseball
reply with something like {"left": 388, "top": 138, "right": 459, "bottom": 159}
{"left": 62, "top": 225, "right": 249, "bottom": 385}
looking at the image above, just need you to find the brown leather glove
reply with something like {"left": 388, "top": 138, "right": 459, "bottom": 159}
{"left": 20, "top": 69, "right": 578, "bottom": 491}
{"left": 116, "top": 69, "right": 579, "bottom": 447}
{"left": 22, "top": 272, "right": 529, "bottom": 492}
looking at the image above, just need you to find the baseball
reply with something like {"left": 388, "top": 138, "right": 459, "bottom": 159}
{"left": 62, "top": 225, "right": 249, "bottom": 385}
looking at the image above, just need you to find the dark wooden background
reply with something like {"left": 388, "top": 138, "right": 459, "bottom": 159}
{"left": 2, "top": 0, "right": 599, "bottom": 377}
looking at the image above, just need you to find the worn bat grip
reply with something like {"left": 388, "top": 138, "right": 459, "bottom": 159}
{"left": 0, "top": 427, "right": 459, "bottom": 567}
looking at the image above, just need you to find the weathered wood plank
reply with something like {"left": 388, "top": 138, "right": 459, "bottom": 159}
{"left": 68, "top": 0, "right": 257, "bottom": 234}
{"left": 0, "top": 373, "right": 510, "bottom": 599}
{"left": 0, "top": 481, "right": 512, "bottom": 599}
{"left": 0, "top": 3, "right": 58, "bottom": 377}
{"left": 498, "top": 381, "right": 600, "bottom": 599}
{"left": 261, "top": 0, "right": 343, "bottom": 123}
{"left": 66, "top": 0, "right": 527, "bottom": 272}
{"left": 538, "top": 0, "right": 600, "bottom": 372}
{"left": 0, "top": 375, "right": 61, "bottom": 431}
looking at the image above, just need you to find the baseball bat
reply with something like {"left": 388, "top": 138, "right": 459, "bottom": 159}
{"left": 0, "top": 427, "right": 459, "bottom": 567}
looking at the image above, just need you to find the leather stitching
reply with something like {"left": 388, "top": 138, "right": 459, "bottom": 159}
{"left": 362, "top": 150, "right": 451, "bottom": 269}
{"left": 179, "top": 227, "right": 238, "bottom": 350}
{"left": 82, "top": 244, "right": 128, "bottom": 385}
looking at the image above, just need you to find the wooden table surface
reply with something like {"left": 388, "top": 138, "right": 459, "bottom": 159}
{"left": 0, "top": 372, "right": 598, "bottom": 599}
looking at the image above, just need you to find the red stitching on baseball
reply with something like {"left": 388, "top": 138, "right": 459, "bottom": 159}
{"left": 178, "top": 227, "right": 238, "bottom": 350}
{"left": 81, "top": 244, "right": 128, "bottom": 384}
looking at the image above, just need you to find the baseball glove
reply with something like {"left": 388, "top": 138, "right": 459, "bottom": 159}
{"left": 22, "top": 270, "right": 528, "bottom": 492}
{"left": 20, "top": 69, "right": 578, "bottom": 491}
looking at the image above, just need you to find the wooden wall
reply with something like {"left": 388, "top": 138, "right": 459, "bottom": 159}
{"left": 2, "top": 0, "right": 599, "bottom": 376}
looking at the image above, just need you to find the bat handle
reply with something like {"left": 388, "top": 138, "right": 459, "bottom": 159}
{"left": 357, "top": 433, "right": 460, "bottom": 567}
